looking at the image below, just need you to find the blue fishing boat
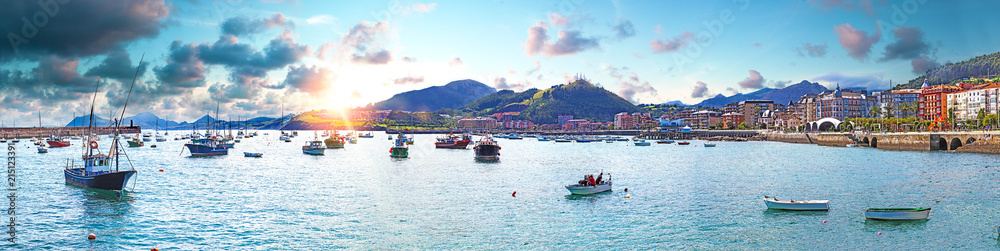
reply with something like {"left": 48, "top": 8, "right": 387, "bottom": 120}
{"left": 65, "top": 59, "right": 142, "bottom": 192}
{"left": 244, "top": 152, "right": 263, "bottom": 157}
{"left": 185, "top": 138, "right": 229, "bottom": 156}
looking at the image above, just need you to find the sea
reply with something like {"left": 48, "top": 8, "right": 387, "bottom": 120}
{"left": 5, "top": 131, "right": 1000, "bottom": 249}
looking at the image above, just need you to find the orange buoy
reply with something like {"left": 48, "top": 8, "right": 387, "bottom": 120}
{"left": 88, "top": 233, "right": 96, "bottom": 240}
{"left": 151, "top": 248, "right": 159, "bottom": 251}
{"left": 89, "top": 141, "right": 99, "bottom": 149}
{"left": 158, "top": 169, "right": 164, "bottom": 172}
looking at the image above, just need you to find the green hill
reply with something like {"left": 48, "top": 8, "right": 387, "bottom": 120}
{"left": 459, "top": 80, "right": 638, "bottom": 124}
{"left": 370, "top": 79, "right": 496, "bottom": 112}
{"left": 897, "top": 52, "right": 1000, "bottom": 89}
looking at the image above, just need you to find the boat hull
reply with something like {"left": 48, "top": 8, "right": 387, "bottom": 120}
{"left": 634, "top": 142, "right": 650, "bottom": 146}
{"left": 324, "top": 138, "right": 345, "bottom": 149}
{"left": 763, "top": 198, "right": 830, "bottom": 211}
{"left": 244, "top": 152, "right": 262, "bottom": 157}
{"left": 565, "top": 183, "right": 612, "bottom": 195}
{"left": 390, "top": 147, "right": 408, "bottom": 158}
{"left": 64, "top": 168, "right": 136, "bottom": 191}
{"left": 47, "top": 141, "right": 71, "bottom": 148}
{"left": 184, "top": 143, "right": 228, "bottom": 156}
{"left": 127, "top": 140, "right": 143, "bottom": 147}
{"left": 704, "top": 143, "right": 716, "bottom": 147}
{"left": 474, "top": 145, "right": 499, "bottom": 160}
{"left": 864, "top": 208, "right": 931, "bottom": 220}
{"left": 302, "top": 148, "right": 325, "bottom": 155}
{"left": 435, "top": 139, "right": 471, "bottom": 149}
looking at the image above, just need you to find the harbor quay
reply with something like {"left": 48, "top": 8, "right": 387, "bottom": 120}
{"left": 763, "top": 131, "right": 1000, "bottom": 154}
{"left": 0, "top": 127, "right": 142, "bottom": 139}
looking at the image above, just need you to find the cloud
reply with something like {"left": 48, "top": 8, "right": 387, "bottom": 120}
{"left": 738, "top": 70, "right": 765, "bottom": 89}
{"left": 338, "top": 21, "right": 393, "bottom": 65}
{"left": 911, "top": 56, "right": 940, "bottom": 75}
{"left": 650, "top": 31, "right": 694, "bottom": 53}
{"left": 548, "top": 13, "right": 570, "bottom": 27}
{"left": 752, "top": 43, "right": 762, "bottom": 47}
{"left": 351, "top": 90, "right": 362, "bottom": 98}
{"left": 0, "top": 55, "right": 98, "bottom": 102}
{"left": 770, "top": 80, "right": 792, "bottom": 88}
{"left": 316, "top": 43, "right": 334, "bottom": 60}
{"left": 507, "top": 68, "right": 517, "bottom": 74}
{"left": 84, "top": 48, "right": 147, "bottom": 83}
{"left": 401, "top": 56, "right": 416, "bottom": 62}
{"left": 448, "top": 57, "right": 464, "bottom": 67}
{"left": 612, "top": 19, "right": 635, "bottom": 39}
{"left": 306, "top": 15, "right": 337, "bottom": 25}
{"left": 493, "top": 77, "right": 526, "bottom": 92}
{"left": 0, "top": 0, "right": 170, "bottom": 60}
{"left": 351, "top": 49, "right": 392, "bottom": 65}
{"left": 220, "top": 13, "right": 293, "bottom": 37}
{"left": 834, "top": 23, "right": 881, "bottom": 61}
{"left": 526, "top": 60, "right": 542, "bottom": 75}
{"left": 392, "top": 76, "right": 424, "bottom": 85}
{"left": 198, "top": 30, "right": 311, "bottom": 85}
{"left": 879, "top": 26, "right": 932, "bottom": 62}
{"left": 154, "top": 41, "right": 206, "bottom": 87}
{"left": 810, "top": 71, "right": 885, "bottom": 91}
{"left": 208, "top": 82, "right": 260, "bottom": 102}
{"left": 411, "top": 3, "right": 437, "bottom": 13}
{"left": 523, "top": 22, "right": 600, "bottom": 57}
{"left": 281, "top": 65, "right": 333, "bottom": 93}
{"left": 796, "top": 42, "right": 828, "bottom": 57}
{"left": 654, "top": 24, "right": 663, "bottom": 35}
{"left": 691, "top": 81, "right": 709, "bottom": 98}
{"left": 617, "top": 72, "right": 657, "bottom": 103}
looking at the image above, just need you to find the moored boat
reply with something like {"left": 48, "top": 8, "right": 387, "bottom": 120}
{"left": 762, "top": 196, "right": 829, "bottom": 211}
{"left": 244, "top": 152, "right": 263, "bottom": 157}
{"left": 47, "top": 136, "right": 71, "bottom": 148}
{"left": 302, "top": 139, "right": 325, "bottom": 155}
{"left": 324, "top": 130, "right": 345, "bottom": 149}
{"left": 435, "top": 133, "right": 472, "bottom": 149}
{"left": 704, "top": 142, "right": 716, "bottom": 147}
{"left": 184, "top": 137, "right": 228, "bottom": 156}
{"left": 656, "top": 139, "right": 674, "bottom": 144}
{"left": 864, "top": 207, "right": 931, "bottom": 220}
{"left": 565, "top": 172, "right": 611, "bottom": 195}
{"left": 677, "top": 141, "right": 691, "bottom": 145}
{"left": 473, "top": 135, "right": 500, "bottom": 161}
{"left": 633, "top": 139, "right": 650, "bottom": 146}
{"left": 37, "top": 144, "right": 48, "bottom": 153}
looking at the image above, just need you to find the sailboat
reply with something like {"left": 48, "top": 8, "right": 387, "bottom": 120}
{"left": 64, "top": 58, "right": 142, "bottom": 192}
{"left": 155, "top": 118, "right": 166, "bottom": 142}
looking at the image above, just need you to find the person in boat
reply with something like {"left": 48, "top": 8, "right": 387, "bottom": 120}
{"left": 578, "top": 175, "right": 589, "bottom": 186}
{"left": 588, "top": 175, "right": 596, "bottom": 186}
{"left": 595, "top": 171, "right": 603, "bottom": 185}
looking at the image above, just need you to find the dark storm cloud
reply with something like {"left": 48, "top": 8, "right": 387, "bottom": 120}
{"left": 0, "top": 0, "right": 170, "bottom": 60}
{"left": 84, "top": 48, "right": 148, "bottom": 83}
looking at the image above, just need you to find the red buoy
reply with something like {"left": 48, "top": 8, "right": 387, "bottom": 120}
{"left": 877, "top": 232, "right": 882, "bottom": 235}
{"left": 158, "top": 169, "right": 164, "bottom": 172}
{"left": 822, "top": 220, "right": 827, "bottom": 223}
{"left": 88, "top": 233, "right": 96, "bottom": 240}
{"left": 512, "top": 191, "right": 516, "bottom": 197}
{"left": 151, "top": 248, "right": 159, "bottom": 251}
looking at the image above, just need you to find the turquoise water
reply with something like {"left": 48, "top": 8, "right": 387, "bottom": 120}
{"left": 5, "top": 131, "right": 1000, "bottom": 249}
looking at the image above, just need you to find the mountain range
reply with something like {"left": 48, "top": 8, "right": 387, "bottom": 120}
{"left": 459, "top": 79, "right": 638, "bottom": 124}
{"left": 369, "top": 79, "right": 497, "bottom": 112}
{"left": 694, "top": 80, "right": 829, "bottom": 107}
{"left": 64, "top": 112, "right": 284, "bottom": 130}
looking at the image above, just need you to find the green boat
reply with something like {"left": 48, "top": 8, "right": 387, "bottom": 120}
{"left": 390, "top": 134, "right": 408, "bottom": 158}
{"left": 127, "top": 137, "right": 143, "bottom": 147}
{"left": 324, "top": 131, "right": 344, "bottom": 149}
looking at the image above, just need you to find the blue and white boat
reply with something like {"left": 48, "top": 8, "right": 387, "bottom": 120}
{"left": 244, "top": 152, "right": 263, "bottom": 157}
{"left": 302, "top": 135, "right": 325, "bottom": 155}
{"left": 633, "top": 139, "right": 650, "bottom": 146}
{"left": 763, "top": 196, "right": 829, "bottom": 211}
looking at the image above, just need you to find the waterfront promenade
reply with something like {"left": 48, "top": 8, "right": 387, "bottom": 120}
{"left": 0, "top": 126, "right": 142, "bottom": 139}
{"left": 763, "top": 131, "right": 1000, "bottom": 154}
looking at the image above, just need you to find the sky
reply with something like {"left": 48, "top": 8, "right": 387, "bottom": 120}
{"left": 2, "top": 0, "right": 1000, "bottom": 126}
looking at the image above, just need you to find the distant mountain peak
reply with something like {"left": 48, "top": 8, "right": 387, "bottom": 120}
{"left": 371, "top": 79, "right": 497, "bottom": 112}
{"left": 694, "top": 80, "right": 828, "bottom": 107}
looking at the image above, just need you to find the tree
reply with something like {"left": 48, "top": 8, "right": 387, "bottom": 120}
{"left": 947, "top": 107, "right": 957, "bottom": 129}
{"left": 883, "top": 103, "right": 895, "bottom": 119}
{"left": 977, "top": 108, "right": 986, "bottom": 128}
{"left": 869, "top": 105, "right": 882, "bottom": 118}
{"left": 985, "top": 114, "right": 998, "bottom": 129}
{"left": 725, "top": 121, "right": 735, "bottom": 129}
{"left": 736, "top": 122, "right": 748, "bottom": 130}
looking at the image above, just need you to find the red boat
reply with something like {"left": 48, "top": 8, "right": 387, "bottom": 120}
{"left": 677, "top": 141, "right": 691, "bottom": 145}
{"left": 435, "top": 134, "right": 472, "bottom": 149}
{"left": 47, "top": 137, "right": 71, "bottom": 148}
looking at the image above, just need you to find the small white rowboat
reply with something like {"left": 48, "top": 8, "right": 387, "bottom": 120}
{"left": 763, "top": 196, "right": 829, "bottom": 211}
{"left": 864, "top": 208, "right": 930, "bottom": 220}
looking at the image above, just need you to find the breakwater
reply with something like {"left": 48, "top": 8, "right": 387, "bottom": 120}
{"left": 762, "top": 131, "right": 1000, "bottom": 154}
{"left": 0, "top": 126, "right": 141, "bottom": 139}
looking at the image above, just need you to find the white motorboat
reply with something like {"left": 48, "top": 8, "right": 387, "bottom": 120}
{"left": 864, "top": 208, "right": 931, "bottom": 220}
{"left": 704, "top": 142, "right": 716, "bottom": 147}
{"left": 633, "top": 139, "right": 650, "bottom": 146}
{"left": 763, "top": 196, "right": 829, "bottom": 211}
{"left": 565, "top": 173, "right": 611, "bottom": 195}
